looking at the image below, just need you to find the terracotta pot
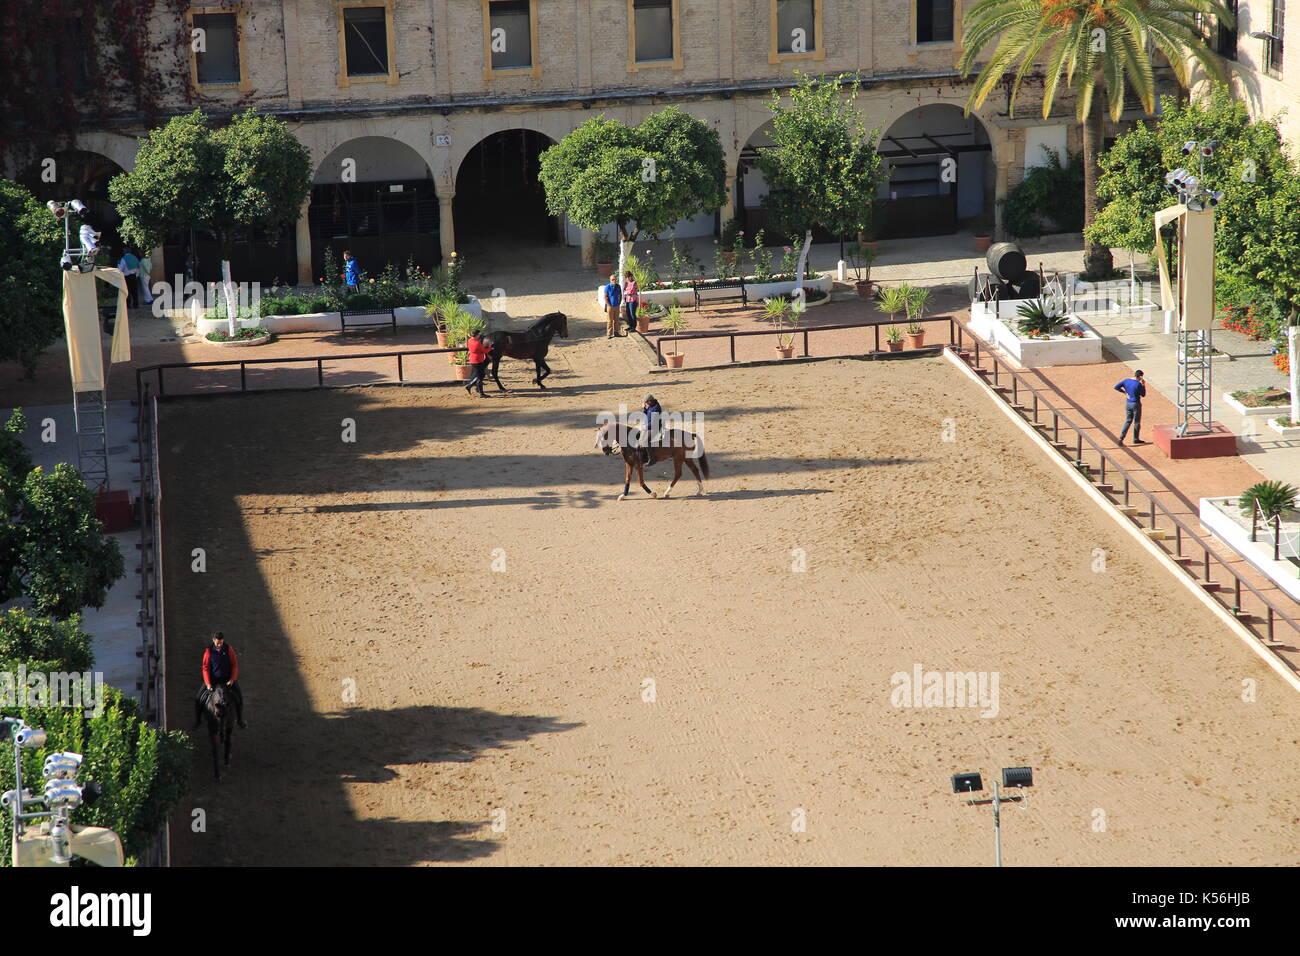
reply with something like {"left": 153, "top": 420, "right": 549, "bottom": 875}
{"left": 905, "top": 331, "right": 926, "bottom": 349}
{"left": 974, "top": 235, "right": 992, "bottom": 253}
{"left": 596, "top": 261, "right": 614, "bottom": 276}
{"left": 855, "top": 280, "right": 874, "bottom": 300}
{"left": 637, "top": 314, "right": 650, "bottom": 333}
{"left": 665, "top": 352, "right": 685, "bottom": 368}
{"left": 867, "top": 241, "right": 879, "bottom": 254}
{"left": 887, "top": 341, "right": 904, "bottom": 352}
{"left": 775, "top": 345, "right": 795, "bottom": 359}
{"left": 435, "top": 330, "right": 449, "bottom": 348}
{"left": 453, "top": 363, "right": 472, "bottom": 380}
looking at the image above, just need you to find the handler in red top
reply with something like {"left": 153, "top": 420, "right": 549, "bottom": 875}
{"left": 194, "top": 631, "right": 246, "bottom": 729}
{"left": 465, "top": 328, "right": 492, "bottom": 398}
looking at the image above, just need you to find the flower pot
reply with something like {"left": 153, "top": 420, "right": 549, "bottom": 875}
{"left": 637, "top": 314, "right": 650, "bottom": 334}
{"left": 855, "top": 280, "right": 874, "bottom": 300}
{"left": 596, "top": 261, "right": 614, "bottom": 276}
{"left": 775, "top": 345, "right": 795, "bottom": 359}
{"left": 974, "top": 235, "right": 992, "bottom": 253}
{"left": 905, "top": 331, "right": 926, "bottom": 349}
{"left": 436, "top": 330, "right": 449, "bottom": 348}
{"left": 887, "top": 341, "right": 904, "bottom": 352}
{"left": 665, "top": 352, "right": 685, "bottom": 368}
{"left": 867, "top": 241, "right": 879, "bottom": 254}
{"left": 453, "top": 364, "right": 472, "bottom": 380}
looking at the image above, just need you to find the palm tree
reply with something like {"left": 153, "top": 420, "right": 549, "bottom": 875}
{"left": 959, "top": 0, "right": 1233, "bottom": 278}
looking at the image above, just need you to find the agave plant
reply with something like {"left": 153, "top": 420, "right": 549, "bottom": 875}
{"left": 877, "top": 285, "right": 909, "bottom": 320}
{"left": 1015, "top": 297, "right": 1070, "bottom": 338}
{"left": 1238, "top": 480, "right": 1299, "bottom": 520}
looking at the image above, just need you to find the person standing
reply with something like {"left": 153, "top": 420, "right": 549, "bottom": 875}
{"left": 343, "top": 251, "right": 361, "bottom": 289}
{"left": 600, "top": 273, "right": 622, "bottom": 338}
{"left": 138, "top": 252, "right": 155, "bottom": 305}
{"left": 622, "top": 270, "right": 640, "bottom": 335}
{"left": 117, "top": 251, "right": 140, "bottom": 308}
{"left": 465, "top": 329, "right": 492, "bottom": 398}
{"left": 1115, "top": 369, "right": 1147, "bottom": 445}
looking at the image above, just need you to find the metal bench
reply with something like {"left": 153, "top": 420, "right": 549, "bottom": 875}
{"left": 693, "top": 277, "right": 747, "bottom": 311}
{"left": 340, "top": 308, "right": 397, "bottom": 333}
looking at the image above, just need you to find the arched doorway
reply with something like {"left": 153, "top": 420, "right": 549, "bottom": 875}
{"left": 734, "top": 120, "right": 842, "bottom": 245}
{"left": 878, "top": 105, "right": 993, "bottom": 239}
{"left": 17, "top": 150, "right": 125, "bottom": 261}
{"left": 453, "top": 129, "right": 557, "bottom": 258}
{"left": 309, "top": 136, "right": 438, "bottom": 282}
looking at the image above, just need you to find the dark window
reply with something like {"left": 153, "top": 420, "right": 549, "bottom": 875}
{"left": 1271, "top": 0, "right": 1286, "bottom": 72}
{"left": 490, "top": 0, "right": 532, "bottom": 70}
{"left": 1215, "top": 0, "right": 1237, "bottom": 59}
{"left": 634, "top": 0, "right": 674, "bottom": 62}
{"left": 344, "top": 6, "right": 389, "bottom": 77}
{"left": 776, "top": 0, "right": 816, "bottom": 54}
{"left": 42, "top": 17, "right": 89, "bottom": 88}
{"left": 194, "top": 12, "right": 240, "bottom": 84}
{"left": 917, "top": 0, "right": 954, "bottom": 44}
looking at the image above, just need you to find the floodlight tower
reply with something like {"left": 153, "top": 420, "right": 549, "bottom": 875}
{"left": 952, "top": 767, "right": 1034, "bottom": 866}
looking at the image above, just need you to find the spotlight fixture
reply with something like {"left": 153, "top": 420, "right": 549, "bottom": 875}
{"left": 1200, "top": 140, "right": 1218, "bottom": 157}
{"left": 69, "top": 199, "right": 88, "bottom": 215}
{"left": 951, "top": 772, "right": 983, "bottom": 793}
{"left": 1002, "top": 766, "right": 1034, "bottom": 789}
{"left": 47, "top": 200, "right": 66, "bottom": 219}
{"left": 1181, "top": 140, "right": 1197, "bottom": 156}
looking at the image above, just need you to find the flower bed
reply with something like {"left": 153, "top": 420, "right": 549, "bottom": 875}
{"left": 968, "top": 299, "right": 1103, "bottom": 367}
{"left": 195, "top": 296, "right": 481, "bottom": 336}
{"left": 618, "top": 274, "right": 833, "bottom": 309}
{"left": 1199, "top": 496, "right": 1300, "bottom": 600}
{"left": 1223, "top": 387, "right": 1292, "bottom": 416}
{"left": 206, "top": 326, "right": 272, "bottom": 346}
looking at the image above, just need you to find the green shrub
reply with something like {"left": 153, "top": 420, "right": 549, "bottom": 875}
{"left": 0, "top": 609, "right": 93, "bottom": 672}
{"left": 1238, "top": 480, "right": 1299, "bottom": 520}
{"left": 1004, "top": 148, "right": 1084, "bottom": 239}
{"left": 342, "top": 292, "right": 379, "bottom": 310}
{"left": 1015, "top": 297, "right": 1070, "bottom": 337}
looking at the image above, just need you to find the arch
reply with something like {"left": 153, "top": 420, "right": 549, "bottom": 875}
{"left": 16, "top": 148, "right": 128, "bottom": 259}
{"left": 451, "top": 127, "right": 560, "bottom": 260}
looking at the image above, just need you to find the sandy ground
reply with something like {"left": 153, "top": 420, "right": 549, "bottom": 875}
{"left": 161, "top": 331, "right": 1300, "bottom": 866}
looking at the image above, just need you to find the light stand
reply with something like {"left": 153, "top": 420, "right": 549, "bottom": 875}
{"left": 952, "top": 767, "right": 1034, "bottom": 866}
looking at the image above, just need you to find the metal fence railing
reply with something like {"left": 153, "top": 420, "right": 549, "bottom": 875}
{"left": 951, "top": 324, "right": 1300, "bottom": 645}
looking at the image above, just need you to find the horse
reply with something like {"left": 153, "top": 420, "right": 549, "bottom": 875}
{"left": 595, "top": 422, "right": 709, "bottom": 500}
{"left": 199, "top": 684, "right": 236, "bottom": 781}
{"left": 482, "top": 312, "right": 569, "bottom": 390}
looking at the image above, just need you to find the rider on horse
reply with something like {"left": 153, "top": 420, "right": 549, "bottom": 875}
{"left": 194, "top": 631, "right": 246, "bottom": 729}
{"left": 640, "top": 394, "right": 662, "bottom": 464}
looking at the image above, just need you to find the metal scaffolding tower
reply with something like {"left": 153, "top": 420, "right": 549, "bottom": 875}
{"left": 1175, "top": 329, "right": 1214, "bottom": 436}
{"left": 73, "top": 389, "right": 110, "bottom": 492}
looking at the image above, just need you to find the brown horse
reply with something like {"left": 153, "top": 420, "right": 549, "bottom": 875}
{"left": 482, "top": 312, "right": 569, "bottom": 390}
{"left": 594, "top": 422, "right": 709, "bottom": 500}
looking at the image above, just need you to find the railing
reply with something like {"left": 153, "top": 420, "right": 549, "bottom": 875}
{"left": 951, "top": 323, "right": 1300, "bottom": 645}
{"left": 134, "top": 345, "right": 468, "bottom": 398}
{"left": 1250, "top": 498, "right": 1300, "bottom": 574}
{"left": 652, "top": 315, "right": 959, "bottom": 367}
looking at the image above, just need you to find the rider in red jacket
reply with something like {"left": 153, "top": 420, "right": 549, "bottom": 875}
{"left": 195, "top": 631, "right": 246, "bottom": 729}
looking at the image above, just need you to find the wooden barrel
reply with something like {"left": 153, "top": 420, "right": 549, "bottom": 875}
{"left": 986, "top": 242, "right": 1027, "bottom": 283}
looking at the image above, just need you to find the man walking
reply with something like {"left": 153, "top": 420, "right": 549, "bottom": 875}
{"left": 1115, "top": 369, "right": 1147, "bottom": 445}
{"left": 343, "top": 251, "right": 361, "bottom": 289}
{"left": 601, "top": 273, "right": 623, "bottom": 338}
{"left": 465, "top": 329, "right": 492, "bottom": 398}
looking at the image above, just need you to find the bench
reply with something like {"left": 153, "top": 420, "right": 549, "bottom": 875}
{"left": 340, "top": 309, "right": 396, "bottom": 333}
{"left": 693, "top": 278, "right": 747, "bottom": 311}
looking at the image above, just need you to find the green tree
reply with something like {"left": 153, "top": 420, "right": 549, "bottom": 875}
{"left": 0, "top": 609, "right": 94, "bottom": 673}
{"left": 0, "top": 180, "right": 64, "bottom": 377}
{"left": 756, "top": 72, "right": 884, "bottom": 303}
{"left": 539, "top": 106, "right": 726, "bottom": 283}
{"left": 0, "top": 683, "right": 192, "bottom": 866}
{"left": 111, "top": 110, "right": 312, "bottom": 336}
{"left": 0, "top": 462, "right": 124, "bottom": 619}
{"left": 959, "top": 0, "right": 1233, "bottom": 278}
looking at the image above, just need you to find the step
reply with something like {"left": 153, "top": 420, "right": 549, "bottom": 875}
{"left": 1199, "top": 581, "right": 1223, "bottom": 593}
{"left": 1143, "top": 528, "right": 1173, "bottom": 540}
{"left": 1116, "top": 504, "right": 1140, "bottom": 515}
{"left": 1093, "top": 483, "right": 1115, "bottom": 493}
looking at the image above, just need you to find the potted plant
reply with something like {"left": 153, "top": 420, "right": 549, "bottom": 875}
{"left": 638, "top": 300, "right": 662, "bottom": 334}
{"left": 904, "top": 287, "right": 931, "bottom": 348}
{"left": 660, "top": 305, "right": 688, "bottom": 367}
{"left": 444, "top": 304, "right": 482, "bottom": 375}
{"left": 848, "top": 242, "right": 876, "bottom": 299}
{"left": 594, "top": 235, "right": 616, "bottom": 276}
{"left": 877, "top": 285, "right": 908, "bottom": 350}
{"left": 972, "top": 212, "right": 994, "bottom": 252}
{"left": 764, "top": 295, "right": 802, "bottom": 358}
{"left": 885, "top": 326, "right": 904, "bottom": 351}
{"left": 424, "top": 290, "right": 454, "bottom": 347}
{"left": 1015, "top": 297, "right": 1069, "bottom": 339}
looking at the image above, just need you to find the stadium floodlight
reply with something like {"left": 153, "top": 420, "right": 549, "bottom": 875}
{"left": 44, "top": 752, "right": 83, "bottom": 780}
{"left": 1002, "top": 766, "right": 1034, "bottom": 789}
{"left": 47, "top": 200, "right": 66, "bottom": 218}
{"left": 951, "top": 772, "right": 983, "bottom": 793}
{"left": 15, "top": 728, "right": 47, "bottom": 749}
{"left": 1207, "top": 190, "right": 1224, "bottom": 206}
{"left": 68, "top": 199, "right": 88, "bottom": 215}
{"left": 953, "top": 766, "right": 1034, "bottom": 866}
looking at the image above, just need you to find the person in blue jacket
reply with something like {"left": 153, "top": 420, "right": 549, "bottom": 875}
{"left": 1114, "top": 369, "right": 1147, "bottom": 445}
{"left": 640, "top": 394, "right": 662, "bottom": 464}
{"left": 343, "top": 251, "right": 362, "bottom": 288}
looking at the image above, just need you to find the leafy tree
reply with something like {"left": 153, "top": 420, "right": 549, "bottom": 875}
{"left": 1003, "top": 147, "right": 1084, "bottom": 239}
{"left": 959, "top": 0, "right": 1233, "bottom": 279}
{"left": 539, "top": 106, "right": 726, "bottom": 283}
{"left": 756, "top": 72, "right": 884, "bottom": 304}
{"left": 0, "top": 682, "right": 192, "bottom": 866}
{"left": 0, "top": 609, "right": 94, "bottom": 673}
{"left": 111, "top": 110, "right": 312, "bottom": 336}
{"left": 0, "top": 180, "right": 64, "bottom": 377}
{"left": 0, "top": 462, "right": 124, "bottom": 619}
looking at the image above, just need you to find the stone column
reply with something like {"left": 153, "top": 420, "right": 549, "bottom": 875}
{"left": 724, "top": 172, "right": 738, "bottom": 223}
{"left": 295, "top": 200, "right": 313, "bottom": 286}
{"left": 439, "top": 192, "right": 456, "bottom": 265}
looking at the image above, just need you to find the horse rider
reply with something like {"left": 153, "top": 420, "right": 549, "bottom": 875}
{"left": 194, "top": 630, "right": 246, "bottom": 729}
{"left": 640, "top": 394, "right": 662, "bottom": 464}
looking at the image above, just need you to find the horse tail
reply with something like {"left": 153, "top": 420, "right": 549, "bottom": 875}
{"left": 692, "top": 434, "right": 709, "bottom": 480}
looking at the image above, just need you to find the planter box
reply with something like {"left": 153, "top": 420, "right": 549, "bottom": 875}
{"left": 625, "top": 274, "right": 833, "bottom": 309}
{"left": 195, "top": 296, "right": 480, "bottom": 336}
{"left": 1223, "top": 392, "right": 1291, "bottom": 417}
{"left": 1267, "top": 417, "right": 1300, "bottom": 436}
{"left": 968, "top": 301, "right": 1103, "bottom": 367}
{"left": 205, "top": 333, "right": 272, "bottom": 348}
{"left": 1199, "top": 496, "right": 1300, "bottom": 601}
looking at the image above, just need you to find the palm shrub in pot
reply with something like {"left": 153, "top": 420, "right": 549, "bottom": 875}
{"left": 444, "top": 303, "right": 483, "bottom": 377}
{"left": 660, "top": 305, "right": 688, "bottom": 367}
{"left": 877, "top": 285, "right": 909, "bottom": 351}
{"left": 1237, "top": 480, "right": 1299, "bottom": 520}
{"left": 1015, "top": 297, "right": 1070, "bottom": 339}
{"left": 904, "top": 286, "right": 931, "bottom": 347}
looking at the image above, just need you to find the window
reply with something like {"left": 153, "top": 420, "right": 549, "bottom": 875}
{"left": 775, "top": 0, "right": 816, "bottom": 54}
{"left": 917, "top": 0, "right": 954, "bottom": 44}
{"left": 194, "top": 13, "right": 238, "bottom": 84}
{"left": 488, "top": 0, "right": 534, "bottom": 70}
{"left": 634, "top": 0, "right": 674, "bottom": 62}
{"left": 1271, "top": 0, "right": 1285, "bottom": 72}
{"left": 1214, "top": 0, "right": 1237, "bottom": 59}
{"left": 42, "top": 16, "right": 88, "bottom": 89}
{"left": 343, "top": 6, "right": 389, "bottom": 76}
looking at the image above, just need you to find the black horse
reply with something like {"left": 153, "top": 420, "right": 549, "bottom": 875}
{"left": 197, "top": 684, "right": 236, "bottom": 781}
{"left": 482, "top": 312, "right": 568, "bottom": 390}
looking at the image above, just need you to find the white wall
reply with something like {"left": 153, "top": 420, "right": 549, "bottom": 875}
{"left": 1023, "top": 124, "right": 1069, "bottom": 173}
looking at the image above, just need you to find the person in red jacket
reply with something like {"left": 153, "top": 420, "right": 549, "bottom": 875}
{"left": 465, "top": 329, "right": 492, "bottom": 397}
{"left": 194, "top": 631, "right": 245, "bottom": 729}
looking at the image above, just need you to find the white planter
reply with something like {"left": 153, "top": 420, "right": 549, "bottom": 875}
{"left": 1223, "top": 392, "right": 1291, "bottom": 417}
{"left": 1267, "top": 417, "right": 1300, "bottom": 436}
{"left": 968, "top": 302, "right": 1103, "bottom": 367}
{"left": 259, "top": 312, "right": 340, "bottom": 334}
{"left": 1199, "top": 497, "right": 1300, "bottom": 601}
{"left": 193, "top": 296, "right": 478, "bottom": 335}
{"left": 625, "top": 275, "right": 832, "bottom": 309}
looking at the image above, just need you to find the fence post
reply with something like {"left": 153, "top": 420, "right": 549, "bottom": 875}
{"left": 803, "top": 328, "right": 809, "bottom": 357}
{"left": 317, "top": 359, "right": 324, "bottom": 387}
{"left": 875, "top": 325, "right": 881, "bottom": 353}
{"left": 730, "top": 336, "right": 736, "bottom": 364}
{"left": 240, "top": 363, "right": 246, "bottom": 391}
{"left": 397, "top": 354, "right": 404, "bottom": 382}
